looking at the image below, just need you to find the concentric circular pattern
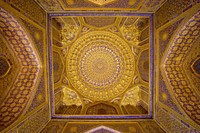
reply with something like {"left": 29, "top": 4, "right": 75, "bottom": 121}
{"left": 80, "top": 45, "right": 121, "bottom": 87}
{"left": 67, "top": 31, "right": 134, "bottom": 101}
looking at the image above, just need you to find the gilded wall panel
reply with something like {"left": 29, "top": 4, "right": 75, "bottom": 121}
{"left": 2, "top": 0, "right": 46, "bottom": 27}
{"left": 155, "top": 0, "right": 199, "bottom": 28}
{"left": 157, "top": 18, "right": 185, "bottom": 115}
{"left": 26, "top": 77, "right": 46, "bottom": 113}
{"left": 0, "top": 1, "right": 48, "bottom": 132}
{"left": 162, "top": 10, "right": 200, "bottom": 125}
{"left": 158, "top": 18, "right": 184, "bottom": 60}
{"left": 156, "top": 4, "right": 200, "bottom": 131}
{"left": 0, "top": 7, "right": 42, "bottom": 131}
{"left": 156, "top": 105, "right": 190, "bottom": 133}
{"left": 158, "top": 74, "right": 183, "bottom": 115}
{"left": 9, "top": 105, "right": 50, "bottom": 133}
{"left": 20, "top": 18, "right": 45, "bottom": 61}
{"left": 18, "top": 18, "right": 47, "bottom": 114}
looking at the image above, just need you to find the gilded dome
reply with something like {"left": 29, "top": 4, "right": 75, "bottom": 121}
{"left": 67, "top": 31, "right": 134, "bottom": 101}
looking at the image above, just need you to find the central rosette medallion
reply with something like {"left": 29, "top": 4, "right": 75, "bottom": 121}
{"left": 81, "top": 45, "right": 120, "bottom": 87}
{"left": 67, "top": 31, "right": 134, "bottom": 101}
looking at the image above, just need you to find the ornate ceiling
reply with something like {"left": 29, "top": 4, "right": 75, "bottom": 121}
{"left": 0, "top": 0, "right": 200, "bottom": 132}
{"left": 51, "top": 16, "right": 151, "bottom": 116}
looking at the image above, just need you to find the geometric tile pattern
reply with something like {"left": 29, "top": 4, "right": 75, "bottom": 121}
{"left": 19, "top": 18, "right": 47, "bottom": 114}
{"left": 155, "top": 0, "right": 199, "bottom": 28}
{"left": 158, "top": 74, "right": 183, "bottom": 115}
{"left": 158, "top": 18, "right": 184, "bottom": 60}
{"left": 20, "top": 18, "right": 45, "bottom": 61}
{"left": 0, "top": 7, "right": 42, "bottom": 130}
{"left": 26, "top": 76, "right": 46, "bottom": 114}
{"left": 183, "top": 40, "right": 200, "bottom": 100}
{"left": 158, "top": 18, "right": 185, "bottom": 115}
{"left": 6, "top": 0, "right": 46, "bottom": 26}
{"left": 7, "top": 105, "right": 49, "bottom": 133}
{"left": 162, "top": 11, "right": 200, "bottom": 125}
{"left": 0, "top": 35, "right": 19, "bottom": 104}
{"left": 156, "top": 105, "right": 190, "bottom": 133}
{"left": 17, "top": 106, "right": 49, "bottom": 133}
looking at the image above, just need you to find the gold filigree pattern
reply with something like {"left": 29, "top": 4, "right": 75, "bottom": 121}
{"left": 80, "top": 46, "right": 121, "bottom": 87}
{"left": 156, "top": 105, "right": 190, "bottom": 132}
{"left": 17, "top": 105, "right": 49, "bottom": 133}
{"left": 7, "top": 0, "right": 46, "bottom": 26}
{"left": 0, "top": 7, "right": 42, "bottom": 130}
{"left": 67, "top": 31, "right": 134, "bottom": 101}
{"left": 61, "top": 24, "right": 79, "bottom": 44}
{"left": 121, "top": 86, "right": 140, "bottom": 106}
{"left": 162, "top": 11, "right": 200, "bottom": 125}
{"left": 62, "top": 87, "right": 82, "bottom": 106}
{"left": 120, "top": 24, "right": 139, "bottom": 45}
